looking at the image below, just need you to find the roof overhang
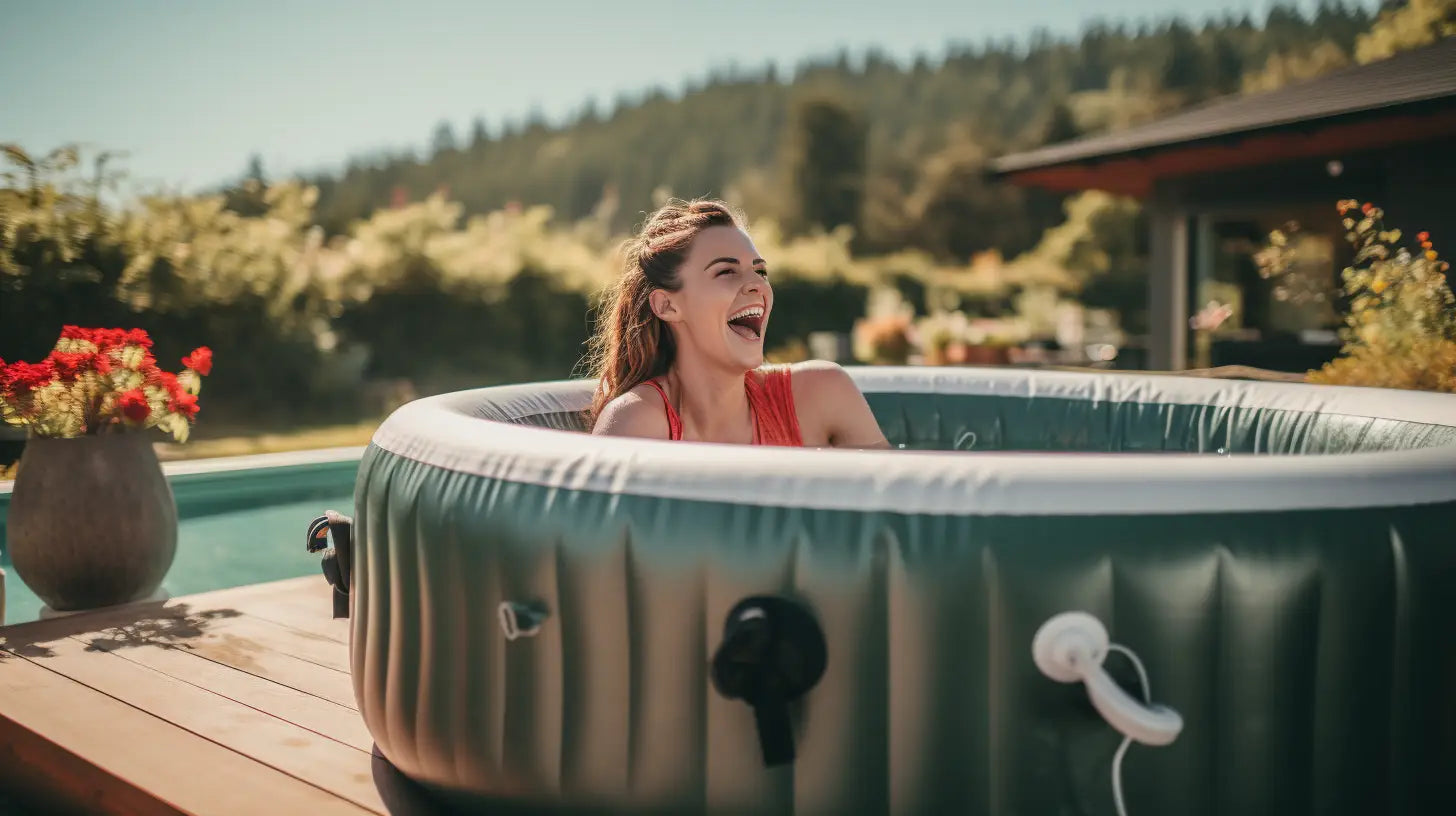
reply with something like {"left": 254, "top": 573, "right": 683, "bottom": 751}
{"left": 994, "top": 103, "right": 1456, "bottom": 198}
{"left": 990, "top": 39, "right": 1456, "bottom": 198}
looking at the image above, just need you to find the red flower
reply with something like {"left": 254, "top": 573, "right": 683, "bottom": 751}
{"left": 48, "top": 351, "right": 94, "bottom": 380}
{"left": 169, "top": 391, "right": 199, "bottom": 419}
{"left": 89, "top": 328, "right": 124, "bottom": 350}
{"left": 1417, "top": 231, "right": 1430, "bottom": 243}
{"left": 119, "top": 389, "right": 151, "bottom": 423}
{"left": 3, "top": 360, "right": 56, "bottom": 393}
{"left": 181, "top": 346, "right": 213, "bottom": 376}
{"left": 1361, "top": 202, "right": 1375, "bottom": 215}
{"left": 157, "top": 370, "right": 183, "bottom": 400}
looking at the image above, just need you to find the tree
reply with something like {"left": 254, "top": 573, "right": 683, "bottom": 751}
{"left": 431, "top": 121, "right": 458, "bottom": 156}
{"left": 1162, "top": 20, "right": 1207, "bottom": 93}
{"left": 781, "top": 95, "right": 867, "bottom": 234}
{"left": 1209, "top": 32, "right": 1246, "bottom": 95}
{"left": 246, "top": 153, "right": 266, "bottom": 184}
{"left": 469, "top": 118, "right": 490, "bottom": 148}
{"left": 1038, "top": 102, "right": 1081, "bottom": 146}
{"left": 1355, "top": 0, "right": 1456, "bottom": 64}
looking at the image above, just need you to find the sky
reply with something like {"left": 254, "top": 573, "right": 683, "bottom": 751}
{"left": 1, "top": 0, "right": 1378, "bottom": 194}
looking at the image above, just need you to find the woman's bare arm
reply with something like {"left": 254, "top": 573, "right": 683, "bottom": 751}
{"left": 791, "top": 361, "right": 891, "bottom": 449}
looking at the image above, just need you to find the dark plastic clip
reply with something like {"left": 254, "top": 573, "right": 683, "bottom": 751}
{"left": 306, "top": 510, "right": 354, "bottom": 618}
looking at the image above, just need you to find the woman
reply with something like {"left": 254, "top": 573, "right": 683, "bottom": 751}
{"left": 586, "top": 198, "right": 889, "bottom": 448}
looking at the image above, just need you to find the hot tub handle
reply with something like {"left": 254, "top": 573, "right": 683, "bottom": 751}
{"left": 710, "top": 595, "right": 828, "bottom": 768}
{"left": 306, "top": 510, "right": 353, "bottom": 619}
{"left": 498, "top": 601, "right": 549, "bottom": 640}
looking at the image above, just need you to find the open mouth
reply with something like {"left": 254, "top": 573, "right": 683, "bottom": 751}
{"left": 727, "top": 304, "right": 765, "bottom": 342}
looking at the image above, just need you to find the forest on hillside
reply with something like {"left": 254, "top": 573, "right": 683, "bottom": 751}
{"left": 4, "top": 0, "right": 1451, "bottom": 442}
{"left": 299, "top": 0, "right": 1383, "bottom": 259}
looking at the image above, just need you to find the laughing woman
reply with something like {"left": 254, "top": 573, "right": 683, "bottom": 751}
{"left": 586, "top": 199, "right": 889, "bottom": 449}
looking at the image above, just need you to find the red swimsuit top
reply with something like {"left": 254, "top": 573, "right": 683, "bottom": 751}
{"left": 642, "top": 367, "right": 804, "bottom": 447}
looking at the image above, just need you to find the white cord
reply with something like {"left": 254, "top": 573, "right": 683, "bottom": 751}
{"left": 1106, "top": 644, "right": 1151, "bottom": 816}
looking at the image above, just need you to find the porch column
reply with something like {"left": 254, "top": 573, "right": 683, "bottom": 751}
{"left": 1147, "top": 208, "right": 1189, "bottom": 371}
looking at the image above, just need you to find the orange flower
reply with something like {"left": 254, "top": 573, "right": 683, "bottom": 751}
{"left": 1417, "top": 231, "right": 1430, "bottom": 243}
{"left": 1427, "top": 250, "right": 1439, "bottom": 262}
{"left": 1370, "top": 280, "right": 1388, "bottom": 294}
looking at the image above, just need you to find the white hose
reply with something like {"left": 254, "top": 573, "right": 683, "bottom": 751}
{"left": 1106, "top": 643, "right": 1152, "bottom": 816}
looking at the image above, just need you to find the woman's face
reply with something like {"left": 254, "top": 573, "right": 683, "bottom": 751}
{"left": 652, "top": 225, "right": 773, "bottom": 372}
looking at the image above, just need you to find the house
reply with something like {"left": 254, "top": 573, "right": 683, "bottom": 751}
{"left": 991, "top": 38, "right": 1456, "bottom": 371}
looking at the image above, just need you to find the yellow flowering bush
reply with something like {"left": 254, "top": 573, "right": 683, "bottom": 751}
{"left": 1305, "top": 201, "right": 1456, "bottom": 392}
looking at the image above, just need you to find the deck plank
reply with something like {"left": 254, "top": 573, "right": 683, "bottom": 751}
{"left": 15, "top": 634, "right": 386, "bottom": 813}
{"left": 0, "top": 651, "right": 373, "bottom": 816}
{"left": 212, "top": 583, "right": 355, "bottom": 646}
{"left": 172, "top": 625, "right": 357, "bottom": 707}
{"left": 195, "top": 610, "right": 352, "bottom": 674}
{"left": 75, "top": 630, "right": 373, "bottom": 751}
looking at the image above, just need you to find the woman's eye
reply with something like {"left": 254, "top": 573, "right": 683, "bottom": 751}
{"left": 756, "top": 268, "right": 769, "bottom": 278}
{"left": 715, "top": 267, "right": 734, "bottom": 277}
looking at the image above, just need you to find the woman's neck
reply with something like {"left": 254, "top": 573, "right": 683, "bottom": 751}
{"left": 663, "top": 357, "right": 752, "bottom": 443}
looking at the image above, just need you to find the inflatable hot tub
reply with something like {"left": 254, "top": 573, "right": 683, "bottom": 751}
{"left": 345, "top": 367, "right": 1456, "bottom": 815}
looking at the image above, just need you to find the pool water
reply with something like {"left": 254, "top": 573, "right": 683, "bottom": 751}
{"left": 0, "top": 452, "right": 358, "bottom": 626}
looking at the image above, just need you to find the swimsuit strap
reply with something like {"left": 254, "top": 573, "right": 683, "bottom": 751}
{"left": 745, "top": 367, "right": 804, "bottom": 447}
{"left": 646, "top": 370, "right": 802, "bottom": 447}
{"left": 643, "top": 378, "right": 683, "bottom": 441}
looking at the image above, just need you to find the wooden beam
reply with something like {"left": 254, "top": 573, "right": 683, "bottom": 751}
{"left": 1147, "top": 207, "right": 1190, "bottom": 371}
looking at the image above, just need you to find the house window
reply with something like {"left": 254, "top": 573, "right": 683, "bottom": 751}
{"left": 1189, "top": 208, "right": 1343, "bottom": 371}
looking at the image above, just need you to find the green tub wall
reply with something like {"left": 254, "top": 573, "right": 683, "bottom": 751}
{"left": 351, "top": 387, "right": 1456, "bottom": 815}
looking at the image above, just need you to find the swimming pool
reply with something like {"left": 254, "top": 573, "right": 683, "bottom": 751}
{"left": 0, "top": 448, "right": 363, "bottom": 626}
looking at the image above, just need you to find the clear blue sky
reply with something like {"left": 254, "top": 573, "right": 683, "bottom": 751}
{"left": 1, "top": 0, "right": 1372, "bottom": 193}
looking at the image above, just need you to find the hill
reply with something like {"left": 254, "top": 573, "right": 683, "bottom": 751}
{"left": 298, "top": 1, "right": 1377, "bottom": 262}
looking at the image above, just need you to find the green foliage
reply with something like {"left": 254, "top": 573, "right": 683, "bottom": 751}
{"left": 1355, "top": 0, "right": 1455, "bottom": 64}
{"left": 1281, "top": 202, "right": 1456, "bottom": 392}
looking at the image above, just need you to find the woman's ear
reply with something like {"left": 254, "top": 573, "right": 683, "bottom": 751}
{"left": 649, "top": 289, "right": 682, "bottom": 323}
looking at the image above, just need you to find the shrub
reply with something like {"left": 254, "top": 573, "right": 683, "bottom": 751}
{"left": 1302, "top": 201, "right": 1455, "bottom": 392}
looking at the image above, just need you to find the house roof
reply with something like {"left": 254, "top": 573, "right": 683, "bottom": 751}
{"left": 991, "top": 37, "right": 1456, "bottom": 177}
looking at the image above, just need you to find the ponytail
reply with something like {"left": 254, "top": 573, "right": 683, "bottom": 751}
{"left": 584, "top": 199, "right": 742, "bottom": 429}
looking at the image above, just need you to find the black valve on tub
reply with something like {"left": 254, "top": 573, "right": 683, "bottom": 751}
{"left": 710, "top": 595, "right": 828, "bottom": 768}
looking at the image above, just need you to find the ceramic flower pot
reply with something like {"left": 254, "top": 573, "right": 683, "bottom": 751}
{"left": 7, "top": 432, "right": 177, "bottom": 612}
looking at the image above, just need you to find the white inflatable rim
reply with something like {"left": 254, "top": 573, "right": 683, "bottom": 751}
{"left": 369, "top": 366, "right": 1456, "bottom": 516}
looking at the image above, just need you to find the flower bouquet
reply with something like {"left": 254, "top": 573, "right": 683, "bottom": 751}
{"left": 1, "top": 326, "right": 213, "bottom": 613}
{"left": 1, "top": 326, "right": 211, "bottom": 442}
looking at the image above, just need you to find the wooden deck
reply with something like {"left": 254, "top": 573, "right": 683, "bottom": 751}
{"left": 0, "top": 575, "right": 421, "bottom": 816}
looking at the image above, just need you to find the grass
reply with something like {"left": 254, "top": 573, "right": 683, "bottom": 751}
{"left": 151, "top": 419, "right": 382, "bottom": 462}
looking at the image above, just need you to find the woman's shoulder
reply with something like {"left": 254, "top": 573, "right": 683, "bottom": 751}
{"left": 592, "top": 383, "right": 671, "bottom": 439}
{"left": 782, "top": 360, "right": 859, "bottom": 399}
{"left": 781, "top": 360, "right": 889, "bottom": 448}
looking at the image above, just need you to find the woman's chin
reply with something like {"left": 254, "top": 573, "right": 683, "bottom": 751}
{"left": 720, "top": 331, "right": 765, "bottom": 369}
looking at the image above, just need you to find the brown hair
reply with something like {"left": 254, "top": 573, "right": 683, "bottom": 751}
{"left": 584, "top": 198, "right": 744, "bottom": 428}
